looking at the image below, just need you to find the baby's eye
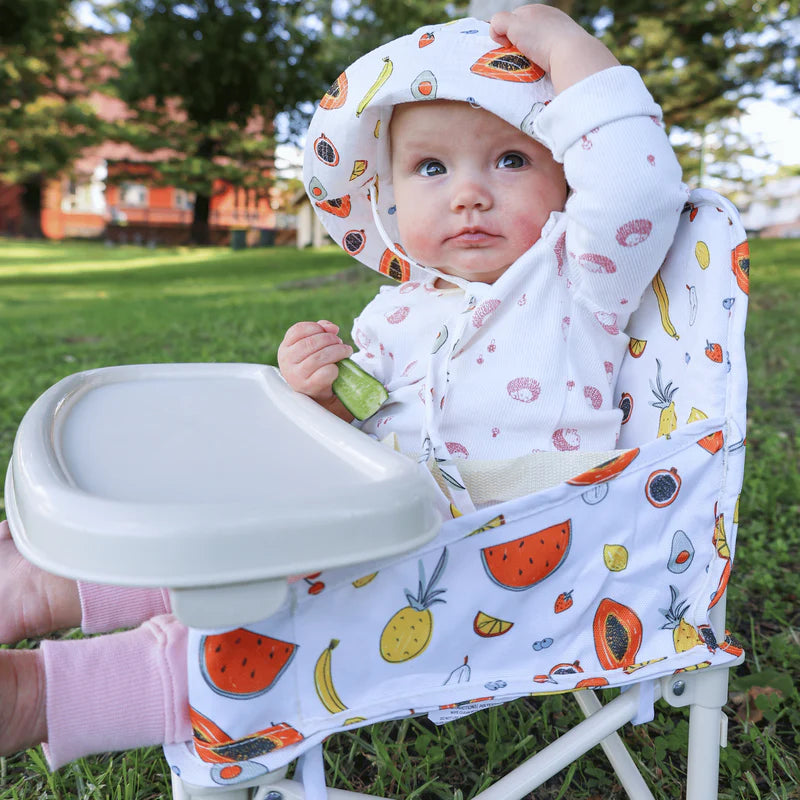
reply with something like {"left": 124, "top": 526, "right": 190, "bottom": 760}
{"left": 497, "top": 152, "right": 527, "bottom": 169}
{"left": 416, "top": 159, "right": 446, "bottom": 177}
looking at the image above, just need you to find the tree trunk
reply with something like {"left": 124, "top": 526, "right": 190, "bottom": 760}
{"left": 20, "top": 179, "right": 44, "bottom": 238}
{"left": 190, "top": 192, "right": 211, "bottom": 245}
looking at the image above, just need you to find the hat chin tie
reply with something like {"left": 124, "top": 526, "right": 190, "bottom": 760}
{"left": 368, "top": 186, "right": 470, "bottom": 291}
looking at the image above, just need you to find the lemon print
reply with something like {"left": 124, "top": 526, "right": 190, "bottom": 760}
{"left": 603, "top": 544, "right": 628, "bottom": 571}
{"left": 473, "top": 611, "right": 514, "bottom": 638}
{"left": 695, "top": 241, "right": 710, "bottom": 269}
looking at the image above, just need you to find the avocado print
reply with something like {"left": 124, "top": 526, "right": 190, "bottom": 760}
{"left": 380, "top": 549, "right": 448, "bottom": 663}
{"left": 411, "top": 70, "right": 438, "bottom": 100}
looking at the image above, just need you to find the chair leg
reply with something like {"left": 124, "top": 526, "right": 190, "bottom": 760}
{"left": 573, "top": 691, "right": 656, "bottom": 800}
{"left": 686, "top": 701, "right": 726, "bottom": 800}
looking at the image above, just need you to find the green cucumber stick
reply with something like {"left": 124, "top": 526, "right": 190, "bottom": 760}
{"left": 331, "top": 358, "right": 388, "bottom": 421}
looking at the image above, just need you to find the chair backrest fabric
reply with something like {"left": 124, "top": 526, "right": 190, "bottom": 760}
{"left": 164, "top": 189, "right": 749, "bottom": 790}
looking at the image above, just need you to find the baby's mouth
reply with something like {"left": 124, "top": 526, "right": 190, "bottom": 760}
{"left": 447, "top": 227, "right": 499, "bottom": 245}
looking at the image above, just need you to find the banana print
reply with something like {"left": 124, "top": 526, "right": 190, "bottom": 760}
{"left": 314, "top": 639, "right": 348, "bottom": 714}
{"left": 652, "top": 270, "right": 679, "bottom": 339}
{"left": 356, "top": 57, "right": 393, "bottom": 117}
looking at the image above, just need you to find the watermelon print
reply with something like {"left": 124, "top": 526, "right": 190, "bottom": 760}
{"left": 200, "top": 629, "right": 297, "bottom": 699}
{"left": 480, "top": 520, "right": 572, "bottom": 590}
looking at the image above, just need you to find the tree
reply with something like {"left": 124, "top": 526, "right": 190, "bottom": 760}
{"left": 0, "top": 0, "right": 104, "bottom": 236}
{"left": 109, "top": 0, "right": 342, "bottom": 244}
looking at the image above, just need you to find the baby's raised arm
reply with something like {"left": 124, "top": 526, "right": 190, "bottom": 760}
{"left": 489, "top": 5, "right": 619, "bottom": 94}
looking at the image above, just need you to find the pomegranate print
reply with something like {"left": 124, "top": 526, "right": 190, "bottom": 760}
{"left": 594, "top": 311, "right": 619, "bottom": 335}
{"left": 472, "top": 299, "right": 501, "bottom": 328}
{"left": 552, "top": 428, "right": 581, "bottom": 451}
{"left": 385, "top": 306, "right": 410, "bottom": 324}
{"left": 578, "top": 253, "right": 616, "bottom": 274}
{"left": 584, "top": 386, "right": 603, "bottom": 409}
{"left": 507, "top": 377, "right": 540, "bottom": 403}
{"left": 615, "top": 219, "right": 652, "bottom": 247}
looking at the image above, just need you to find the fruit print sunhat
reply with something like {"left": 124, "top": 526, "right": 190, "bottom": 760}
{"left": 303, "top": 17, "right": 556, "bottom": 284}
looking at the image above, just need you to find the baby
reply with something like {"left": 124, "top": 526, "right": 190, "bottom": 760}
{"left": 0, "top": 5, "right": 686, "bottom": 770}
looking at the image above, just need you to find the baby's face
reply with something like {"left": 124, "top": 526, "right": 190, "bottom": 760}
{"left": 389, "top": 100, "right": 567, "bottom": 285}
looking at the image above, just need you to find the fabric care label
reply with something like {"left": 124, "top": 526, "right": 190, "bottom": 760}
{"left": 427, "top": 697, "right": 508, "bottom": 726}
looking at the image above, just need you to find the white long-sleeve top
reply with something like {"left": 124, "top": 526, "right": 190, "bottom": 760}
{"left": 350, "top": 66, "right": 688, "bottom": 462}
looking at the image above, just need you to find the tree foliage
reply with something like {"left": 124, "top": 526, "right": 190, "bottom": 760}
{"left": 0, "top": 0, "right": 104, "bottom": 235}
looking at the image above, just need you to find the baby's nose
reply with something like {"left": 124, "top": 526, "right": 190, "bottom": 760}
{"left": 451, "top": 176, "right": 492, "bottom": 211}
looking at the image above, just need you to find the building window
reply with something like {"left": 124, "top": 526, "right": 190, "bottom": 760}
{"left": 120, "top": 183, "right": 149, "bottom": 208}
{"left": 174, "top": 189, "right": 194, "bottom": 210}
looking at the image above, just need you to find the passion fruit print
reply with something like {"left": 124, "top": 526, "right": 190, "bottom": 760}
{"left": 507, "top": 377, "right": 540, "bottom": 403}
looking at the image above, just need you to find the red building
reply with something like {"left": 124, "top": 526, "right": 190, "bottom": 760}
{"left": 1, "top": 37, "right": 277, "bottom": 245}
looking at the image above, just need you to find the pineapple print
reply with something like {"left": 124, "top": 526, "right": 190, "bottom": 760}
{"left": 649, "top": 358, "right": 678, "bottom": 439}
{"left": 380, "top": 549, "right": 448, "bottom": 663}
{"left": 660, "top": 585, "right": 704, "bottom": 652}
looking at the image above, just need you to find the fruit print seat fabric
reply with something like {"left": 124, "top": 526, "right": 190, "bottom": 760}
{"left": 163, "top": 189, "right": 749, "bottom": 789}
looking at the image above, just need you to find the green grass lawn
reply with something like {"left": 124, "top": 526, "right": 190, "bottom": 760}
{"left": 1, "top": 237, "right": 798, "bottom": 799}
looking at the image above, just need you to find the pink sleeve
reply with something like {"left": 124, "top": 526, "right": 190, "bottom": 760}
{"left": 41, "top": 614, "right": 191, "bottom": 769}
{"left": 78, "top": 582, "right": 171, "bottom": 633}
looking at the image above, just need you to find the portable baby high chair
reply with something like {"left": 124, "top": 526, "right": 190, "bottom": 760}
{"left": 4, "top": 20, "right": 749, "bottom": 800}
{"left": 5, "top": 192, "right": 749, "bottom": 800}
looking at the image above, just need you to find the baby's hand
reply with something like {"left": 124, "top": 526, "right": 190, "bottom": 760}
{"left": 489, "top": 5, "right": 618, "bottom": 95}
{"left": 278, "top": 320, "right": 353, "bottom": 406}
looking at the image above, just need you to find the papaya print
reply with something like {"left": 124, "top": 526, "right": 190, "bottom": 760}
{"left": 190, "top": 707, "right": 303, "bottom": 764}
{"left": 667, "top": 530, "right": 695, "bottom": 574}
{"left": 356, "top": 56, "right": 393, "bottom": 117}
{"left": 480, "top": 520, "right": 571, "bottom": 591}
{"left": 660, "top": 585, "right": 704, "bottom": 653}
{"left": 687, "top": 407, "right": 724, "bottom": 454}
{"left": 731, "top": 240, "right": 750, "bottom": 294}
{"left": 593, "top": 598, "right": 643, "bottom": 669}
{"left": 314, "top": 639, "right": 349, "bottom": 714}
{"left": 645, "top": 467, "right": 681, "bottom": 507}
{"left": 316, "top": 195, "right": 351, "bottom": 218}
{"left": 380, "top": 548, "right": 448, "bottom": 663}
{"left": 566, "top": 448, "right": 639, "bottom": 485}
{"left": 319, "top": 72, "right": 348, "bottom": 109}
{"left": 603, "top": 544, "right": 628, "bottom": 572}
{"left": 444, "top": 655, "right": 471, "bottom": 684}
{"left": 649, "top": 358, "right": 678, "bottom": 439}
{"left": 470, "top": 46, "right": 545, "bottom": 82}
{"left": 378, "top": 245, "right": 411, "bottom": 282}
{"left": 200, "top": 629, "right": 297, "bottom": 699}
{"left": 411, "top": 70, "right": 438, "bottom": 100}
{"left": 473, "top": 610, "right": 514, "bottom": 637}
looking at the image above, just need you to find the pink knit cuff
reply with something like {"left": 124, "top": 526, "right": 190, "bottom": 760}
{"left": 41, "top": 614, "right": 191, "bottom": 769}
{"left": 78, "top": 583, "right": 171, "bottom": 633}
